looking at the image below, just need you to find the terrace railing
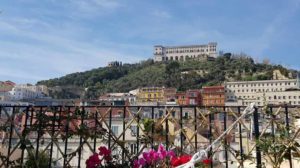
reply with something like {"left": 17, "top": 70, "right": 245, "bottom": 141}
{"left": 0, "top": 105, "right": 300, "bottom": 168}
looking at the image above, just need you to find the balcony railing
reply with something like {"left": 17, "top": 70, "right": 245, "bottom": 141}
{"left": 0, "top": 105, "right": 300, "bottom": 168}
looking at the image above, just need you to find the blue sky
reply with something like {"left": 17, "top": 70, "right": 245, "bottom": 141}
{"left": 0, "top": 0, "right": 300, "bottom": 84}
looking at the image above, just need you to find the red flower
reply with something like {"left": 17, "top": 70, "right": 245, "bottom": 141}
{"left": 86, "top": 153, "right": 101, "bottom": 168}
{"left": 98, "top": 146, "right": 111, "bottom": 156}
{"left": 171, "top": 155, "right": 192, "bottom": 167}
{"left": 202, "top": 158, "right": 212, "bottom": 165}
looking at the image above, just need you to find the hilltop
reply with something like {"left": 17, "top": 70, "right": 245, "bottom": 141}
{"left": 37, "top": 54, "right": 298, "bottom": 99}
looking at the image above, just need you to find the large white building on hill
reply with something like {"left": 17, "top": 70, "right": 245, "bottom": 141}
{"left": 153, "top": 42, "right": 217, "bottom": 62}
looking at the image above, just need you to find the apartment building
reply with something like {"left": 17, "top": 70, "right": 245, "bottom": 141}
{"left": 0, "top": 81, "right": 15, "bottom": 92}
{"left": 153, "top": 42, "right": 217, "bottom": 62}
{"left": 186, "top": 90, "right": 202, "bottom": 105}
{"left": 163, "top": 88, "right": 177, "bottom": 103}
{"left": 176, "top": 92, "right": 187, "bottom": 105}
{"left": 202, "top": 86, "right": 225, "bottom": 106}
{"left": 225, "top": 79, "right": 300, "bottom": 106}
{"left": 136, "top": 87, "right": 165, "bottom": 103}
{"left": 9, "top": 84, "right": 49, "bottom": 100}
{"left": 99, "top": 93, "right": 136, "bottom": 106}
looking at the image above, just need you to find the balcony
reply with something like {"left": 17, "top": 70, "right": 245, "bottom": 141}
{"left": 0, "top": 105, "right": 299, "bottom": 167}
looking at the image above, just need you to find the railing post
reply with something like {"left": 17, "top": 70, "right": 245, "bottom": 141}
{"left": 165, "top": 108, "right": 169, "bottom": 150}
{"left": 35, "top": 107, "right": 43, "bottom": 166}
{"left": 93, "top": 111, "right": 98, "bottom": 151}
{"left": 63, "top": 107, "right": 71, "bottom": 167}
{"left": 7, "top": 107, "right": 15, "bottom": 167}
{"left": 194, "top": 107, "right": 198, "bottom": 152}
{"left": 21, "top": 106, "right": 29, "bottom": 166}
{"left": 151, "top": 107, "right": 154, "bottom": 149}
{"left": 238, "top": 107, "right": 244, "bottom": 167}
{"left": 209, "top": 110, "right": 213, "bottom": 168}
{"left": 78, "top": 106, "right": 85, "bottom": 168}
{"left": 285, "top": 105, "right": 293, "bottom": 168}
{"left": 253, "top": 107, "right": 262, "bottom": 168}
{"left": 136, "top": 107, "right": 140, "bottom": 154}
{"left": 122, "top": 106, "right": 126, "bottom": 164}
{"left": 223, "top": 107, "right": 228, "bottom": 168}
{"left": 49, "top": 107, "right": 57, "bottom": 168}
{"left": 180, "top": 106, "right": 183, "bottom": 153}
{"left": 108, "top": 107, "right": 112, "bottom": 149}
{"left": 6, "top": 106, "right": 15, "bottom": 167}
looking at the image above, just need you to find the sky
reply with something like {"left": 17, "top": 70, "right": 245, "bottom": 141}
{"left": 0, "top": 0, "right": 300, "bottom": 84}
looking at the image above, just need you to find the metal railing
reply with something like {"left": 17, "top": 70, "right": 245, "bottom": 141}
{"left": 0, "top": 105, "right": 299, "bottom": 168}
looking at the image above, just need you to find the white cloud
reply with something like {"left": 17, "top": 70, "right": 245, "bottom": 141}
{"left": 0, "top": 14, "right": 144, "bottom": 83}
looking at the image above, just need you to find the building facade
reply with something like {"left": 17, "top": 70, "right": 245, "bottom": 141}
{"left": 202, "top": 86, "right": 225, "bottom": 106}
{"left": 136, "top": 87, "right": 165, "bottom": 103}
{"left": 154, "top": 42, "right": 217, "bottom": 62}
{"left": 99, "top": 93, "right": 136, "bottom": 106}
{"left": 0, "top": 81, "right": 15, "bottom": 92}
{"left": 225, "top": 79, "right": 300, "bottom": 106}
{"left": 176, "top": 92, "right": 187, "bottom": 105}
{"left": 186, "top": 90, "right": 202, "bottom": 105}
{"left": 163, "top": 88, "right": 177, "bottom": 103}
{"left": 9, "top": 84, "right": 49, "bottom": 100}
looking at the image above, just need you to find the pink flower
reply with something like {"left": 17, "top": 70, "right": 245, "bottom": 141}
{"left": 149, "top": 149, "right": 159, "bottom": 161}
{"left": 159, "top": 151, "right": 167, "bottom": 159}
{"left": 143, "top": 152, "right": 152, "bottom": 164}
{"left": 98, "top": 146, "right": 111, "bottom": 156}
{"left": 167, "top": 150, "right": 176, "bottom": 158}
{"left": 138, "top": 158, "right": 146, "bottom": 166}
{"left": 153, "top": 152, "right": 159, "bottom": 161}
{"left": 86, "top": 153, "right": 101, "bottom": 168}
{"left": 158, "top": 144, "right": 166, "bottom": 153}
{"left": 133, "top": 160, "right": 140, "bottom": 168}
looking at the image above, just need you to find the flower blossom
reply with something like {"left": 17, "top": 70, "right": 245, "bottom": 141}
{"left": 86, "top": 153, "right": 101, "bottom": 168}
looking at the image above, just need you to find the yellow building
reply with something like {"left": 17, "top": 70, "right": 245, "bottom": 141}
{"left": 137, "top": 87, "right": 165, "bottom": 103}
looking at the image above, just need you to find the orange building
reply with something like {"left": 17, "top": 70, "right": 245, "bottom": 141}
{"left": 176, "top": 92, "right": 187, "bottom": 105}
{"left": 202, "top": 86, "right": 225, "bottom": 106}
{"left": 163, "top": 88, "right": 177, "bottom": 102}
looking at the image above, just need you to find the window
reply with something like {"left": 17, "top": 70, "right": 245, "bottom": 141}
{"left": 172, "top": 111, "right": 176, "bottom": 117}
{"left": 111, "top": 126, "right": 119, "bottom": 136}
{"left": 130, "top": 125, "right": 137, "bottom": 136}
{"left": 189, "top": 99, "right": 196, "bottom": 105}
{"left": 184, "top": 112, "right": 189, "bottom": 118}
{"left": 130, "top": 143, "right": 138, "bottom": 154}
{"left": 159, "top": 110, "right": 164, "bottom": 117}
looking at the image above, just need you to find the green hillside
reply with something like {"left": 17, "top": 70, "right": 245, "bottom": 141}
{"left": 37, "top": 54, "right": 298, "bottom": 99}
